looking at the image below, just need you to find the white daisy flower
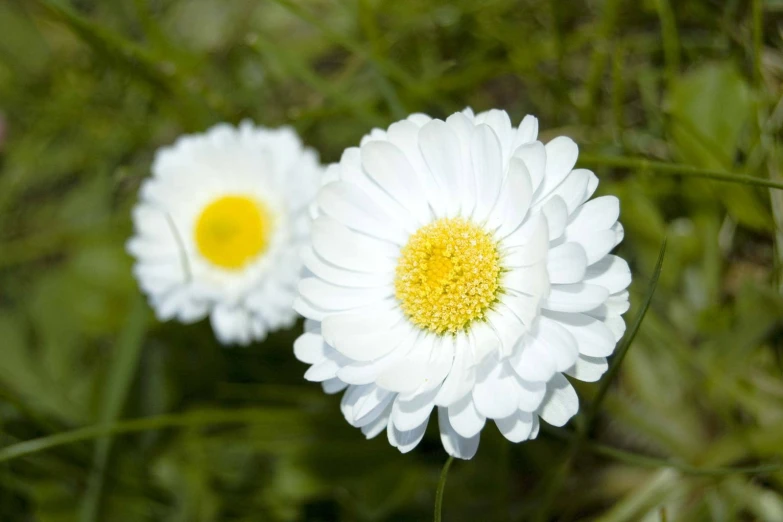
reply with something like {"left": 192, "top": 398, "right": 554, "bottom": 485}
{"left": 294, "top": 109, "right": 630, "bottom": 459}
{"left": 128, "top": 121, "right": 323, "bottom": 345}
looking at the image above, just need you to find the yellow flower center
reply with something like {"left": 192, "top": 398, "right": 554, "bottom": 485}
{"left": 394, "top": 217, "right": 502, "bottom": 335}
{"left": 194, "top": 195, "right": 271, "bottom": 270}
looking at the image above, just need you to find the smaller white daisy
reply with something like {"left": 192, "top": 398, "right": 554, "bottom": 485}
{"left": 128, "top": 121, "right": 323, "bottom": 345}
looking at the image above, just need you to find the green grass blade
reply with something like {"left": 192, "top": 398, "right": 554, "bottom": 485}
{"left": 544, "top": 426, "right": 782, "bottom": 477}
{"left": 534, "top": 239, "right": 667, "bottom": 522}
{"left": 79, "top": 295, "right": 147, "bottom": 522}
{"left": 0, "top": 408, "right": 308, "bottom": 464}
{"left": 585, "top": 237, "right": 667, "bottom": 431}
{"left": 266, "top": 0, "right": 418, "bottom": 90}
{"left": 34, "top": 0, "right": 221, "bottom": 126}
{"left": 579, "top": 154, "right": 783, "bottom": 190}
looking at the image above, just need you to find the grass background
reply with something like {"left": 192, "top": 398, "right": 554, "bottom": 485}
{"left": 1, "top": 0, "right": 783, "bottom": 520}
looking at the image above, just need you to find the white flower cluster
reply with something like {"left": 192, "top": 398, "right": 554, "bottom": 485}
{"left": 128, "top": 109, "right": 630, "bottom": 459}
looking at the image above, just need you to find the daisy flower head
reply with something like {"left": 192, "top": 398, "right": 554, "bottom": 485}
{"left": 128, "top": 121, "right": 323, "bottom": 345}
{"left": 294, "top": 109, "right": 630, "bottom": 459}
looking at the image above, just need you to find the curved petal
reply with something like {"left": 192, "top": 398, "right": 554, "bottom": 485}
{"left": 543, "top": 283, "right": 609, "bottom": 313}
{"left": 537, "top": 373, "right": 579, "bottom": 427}
{"left": 448, "top": 395, "right": 486, "bottom": 438}
{"left": 471, "top": 124, "right": 504, "bottom": 223}
{"left": 438, "top": 406, "right": 480, "bottom": 460}
{"left": 495, "top": 410, "right": 534, "bottom": 442}
{"left": 361, "top": 140, "right": 431, "bottom": 225}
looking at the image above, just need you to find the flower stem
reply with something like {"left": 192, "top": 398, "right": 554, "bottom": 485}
{"left": 434, "top": 456, "right": 455, "bottom": 522}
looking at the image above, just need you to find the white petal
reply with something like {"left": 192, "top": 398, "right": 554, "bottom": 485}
{"left": 210, "top": 306, "right": 251, "bottom": 346}
{"left": 471, "top": 124, "right": 504, "bottom": 223}
{"left": 361, "top": 140, "right": 431, "bottom": 224}
{"left": 445, "top": 112, "right": 477, "bottom": 215}
{"left": 418, "top": 119, "right": 463, "bottom": 217}
{"left": 547, "top": 243, "right": 588, "bottom": 284}
{"left": 448, "top": 395, "right": 486, "bottom": 438}
{"left": 325, "top": 315, "right": 413, "bottom": 362}
{"left": 538, "top": 373, "right": 579, "bottom": 427}
{"left": 337, "top": 342, "right": 408, "bottom": 385}
{"left": 567, "top": 196, "right": 620, "bottom": 237}
{"left": 337, "top": 147, "right": 420, "bottom": 232}
{"left": 498, "top": 292, "right": 540, "bottom": 329}
{"left": 361, "top": 403, "right": 391, "bottom": 438}
{"left": 513, "top": 115, "right": 539, "bottom": 148}
{"left": 603, "top": 315, "right": 627, "bottom": 341}
{"left": 567, "top": 229, "right": 619, "bottom": 266}
{"left": 537, "top": 137, "right": 578, "bottom": 199}
{"left": 502, "top": 263, "right": 550, "bottom": 297}
{"left": 503, "top": 216, "right": 549, "bottom": 267}
{"left": 473, "top": 356, "right": 520, "bottom": 419}
{"left": 529, "top": 415, "right": 540, "bottom": 439}
{"left": 304, "top": 350, "right": 347, "bottom": 382}
{"left": 376, "top": 333, "right": 436, "bottom": 392}
{"left": 387, "top": 415, "right": 429, "bottom": 453}
{"left": 468, "top": 320, "right": 501, "bottom": 362}
{"left": 510, "top": 337, "right": 557, "bottom": 382}
{"left": 438, "top": 407, "right": 480, "bottom": 460}
{"left": 535, "top": 316, "right": 580, "bottom": 372}
{"left": 545, "top": 311, "right": 617, "bottom": 357}
{"left": 495, "top": 410, "right": 534, "bottom": 443}
{"left": 385, "top": 120, "right": 445, "bottom": 216}
{"left": 605, "top": 291, "right": 631, "bottom": 316}
{"left": 312, "top": 216, "right": 397, "bottom": 273}
{"left": 492, "top": 158, "right": 533, "bottom": 238}
{"left": 322, "top": 378, "right": 349, "bottom": 394}
{"left": 293, "top": 332, "right": 326, "bottom": 364}
{"left": 293, "top": 296, "right": 329, "bottom": 322}
{"left": 512, "top": 141, "right": 546, "bottom": 193}
{"left": 302, "top": 247, "right": 392, "bottom": 288}
{"left": 391, "top": 388, "right": 437, "bottom": 431}
{"left": 318, "top": 181, "right": 409, "bottom": 244}
{"left": 543, "top": 283, "right": 609, "bottom": 313}
{"left": 584, "top": 255, "right": 631, "bottom": 293}
{"left": 565, "top": 354, "right": 608, "bottom": 382}
{"left": 541, "top": 196, "right": 568, "bottom": 240}
{"left": 536, "top": 169, "right": 590, "bottom": 213}
{"left": 476, "top": 109, "right": 514, "bottom": 161}
{"left": 516, "top": 378, "right": 547, "bottom": 412}
{"left": 434, "top": 335, "right": 475, "bottom": 407}
{"left": 487, "top": 306, "right": 527, "bottom": 358}
{"left": 343, "top": 384, "right": 395, "bottom": 427}
{"left": 298, "top": 278, "right": 392, "bottom": 312}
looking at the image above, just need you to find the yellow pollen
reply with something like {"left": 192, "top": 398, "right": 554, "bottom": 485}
{"left": 194, "top": 195, "right": 271, "bottom": 270}
{"left": 394, "top": 217, "right": 502, "bottom": 335}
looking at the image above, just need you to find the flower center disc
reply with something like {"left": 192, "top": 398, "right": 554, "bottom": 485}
{"left": 394, "top": 217, "right": 502, "bottom": 335}
{"left": 194, "top": 195, "right": 270, "bottom": 270}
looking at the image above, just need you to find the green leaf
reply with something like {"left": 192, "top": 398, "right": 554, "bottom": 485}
{"left": 668, "top": 62, "right": 770, "bottom": 230}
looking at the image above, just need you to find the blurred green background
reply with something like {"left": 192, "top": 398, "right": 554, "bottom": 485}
{"left": 1, "top": 0, "right": 783, "bottom": 520}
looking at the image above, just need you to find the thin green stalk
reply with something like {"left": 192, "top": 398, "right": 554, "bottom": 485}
{"left": 585, "top": 238, "right": 666, "bottom": 432}
{"left": 579, "top": 154, "right": 783, "bottom": 190}
{"left": 655, "top": 0, "right": 680, "bottom": 86}
{"left": 535, "top": 239, "right": 666, "bottom": 521}
{"left": 434, "top": 456, "right": 454, "bottom": 522}
{"left": 79, "top": 295, "right": 148, "bottom": 522}
{"left": 0, "top": 408, "right": 307, "bottom": 464}
{"left": 543, "top": 426, "right": 782, "bottom": 477}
